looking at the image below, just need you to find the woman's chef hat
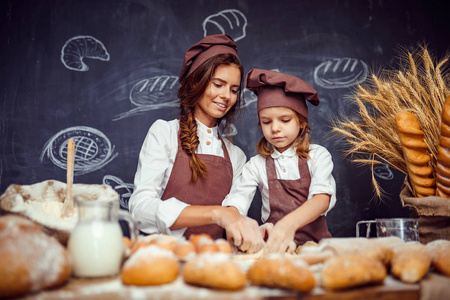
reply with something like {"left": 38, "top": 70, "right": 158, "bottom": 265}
{"left": 245, "top": 68, "right": 320, "bottom": 119}
{"left": 179, "top": 34, "right": 239, "bottom": 83}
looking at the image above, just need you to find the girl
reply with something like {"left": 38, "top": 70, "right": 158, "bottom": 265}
{"left": 223, "top": 68, "right": 336, "bottom": 253}
{"left": 129, "top": 35, "right": 264, "bottom": 253}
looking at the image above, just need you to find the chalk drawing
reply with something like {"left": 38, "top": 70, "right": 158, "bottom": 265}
{"left": 103, "top": 175, "right": 133, "bottom": 210}
{"left": 314, "top": 58, "right": 368, "bottom": 89}
{"left": 203, "top": 9, "right": 247, "bottom": 42}
{"left": 40, "top": 126, "right": 118, "bottom": 175}
{"left": 113, "top": 75, "right": 180, "bottom": 121}
{"left": 61, "top": 35, "right": 110, "bottom": 71}
{"left": 373, "top": 164, "right": 394, "bottom": 181}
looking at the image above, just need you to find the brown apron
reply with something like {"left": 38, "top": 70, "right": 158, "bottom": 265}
{"left": 161, "top": 130, "right": 233, "bottom": 240}
{"left": 265, "top": 156, "right": 332, "bottom": 246}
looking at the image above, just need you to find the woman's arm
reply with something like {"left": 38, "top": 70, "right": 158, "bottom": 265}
{"left": 129, "top": 120, "right": 189, "bottom": 238}
{"left": 171, "top": 205, "right": 264, "bottom": 253}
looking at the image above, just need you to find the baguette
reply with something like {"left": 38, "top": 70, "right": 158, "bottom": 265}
{"left": 436, "top": 95, "right": 450, "bottom": 198}
{"left": 426, "top": 239, "right": 450, "bottom": 277}
{"left": 395, "top": 111, "right": 436, "bottom": 197}
{"left": 320, "top": 254, "right": 387, "bottom": 290}
{"left": 390, "top": 242, "right": 431, "bottom": 283}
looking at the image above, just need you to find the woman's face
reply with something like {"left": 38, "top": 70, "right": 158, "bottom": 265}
{"left": 259, "top": 106, "right": 301, "bottom": 153}
{"left": 194, "top": 64, "right": 241, "bottom": 127}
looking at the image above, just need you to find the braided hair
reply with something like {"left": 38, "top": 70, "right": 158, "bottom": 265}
{"left": 177, "top": 53, "right": 244, "bottom": 181}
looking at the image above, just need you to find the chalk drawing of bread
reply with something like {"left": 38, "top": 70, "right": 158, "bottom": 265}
{"left": 103, "top": 175, "right": 134, "bottom": 210}
{"left": 129, "top": 75, "right": 179, "bottom": 107}
{"left": 314, "top": 58, "right": 368, "bottom": 89}
{"left": 202, "top": 9, "right": 247, "bottom": 42}
{"left": 40, "top": 126, "right": 118, "bottom": 175}
{"left": 60, "top": 35, "right": 110, "bottom": 71}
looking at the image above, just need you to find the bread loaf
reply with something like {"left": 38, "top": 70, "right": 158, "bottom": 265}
{"left": 436, "top": 95, "right": 450, "bottom": 197}
{"left": 182, "top": 252, "right": 246, "bottom": 290}
{"left": 321, "top": 253, "right": 387, "bottom": 290}
{"left": 391, "top": 242, "right": 431, "bottom": 283}
{"left": 426, "top": 239, "right": 450, "bottom": 276}
{"left": 247, "top": 255, "right": 315, "bottom": 292}
{"left": 0, "top": 215, "right": 72, "bottom": 299}
{"left": 395, "top": 111, "right": 435, "bottom": 197}
{"left": 121, "top": 245, "right": 180, "bottom": 286}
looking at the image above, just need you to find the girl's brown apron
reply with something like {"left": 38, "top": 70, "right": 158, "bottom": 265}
{"left": 161, "top": 132, "right": 233, "bottom": 240}
{"left": 265, "top": 156, "right": 331, "bottom": 245}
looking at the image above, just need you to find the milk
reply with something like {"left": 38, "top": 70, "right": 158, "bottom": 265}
{"left": 68, "top": 220, "right": 124, "bottom": 278}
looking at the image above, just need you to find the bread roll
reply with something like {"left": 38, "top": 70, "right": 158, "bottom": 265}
{"left": 426, "top": 239, "right": 450, "bottom": 276}
{"left": 121, "top": 245, "right": 180, "bottom": 286}
{"left": 247, "top": 254, "right": 315, "bottom": 292}
{"left": 0, "top": 215, "right": 72, "bottom": 298}
{"left": 182, "top": 252, "right": 246, "bottom": 290}
{"left": 391, "top": 242, "right": 431, "bottom": 283}
{"left": 395, "top": 111, "right": 435, "bottom": 197}
{"left": 436, "top": 95, "right": 450, "bottom": 197}
{"left": 321, "top": 254, "right": 387, "bottom": 290}
{"left": 318, "top": 237, "right": 397, "bottom": 266}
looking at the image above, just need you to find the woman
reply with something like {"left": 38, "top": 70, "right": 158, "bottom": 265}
{"left": 129, "top": 34, "right": 263, "bottom": 253}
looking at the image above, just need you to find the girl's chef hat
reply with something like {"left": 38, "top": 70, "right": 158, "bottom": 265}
{"left": 179, "top": 34, "right": 239, "bottom": 83}
{"left": 246, "top": 68, "right": 319, "bottom": 119}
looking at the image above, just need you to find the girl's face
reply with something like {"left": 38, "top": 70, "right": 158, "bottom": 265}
{"left": 194, "top": 64, "right": 241, "bottom": 127}
{"left": 259, "top": 106, "right": 301, "bottom": 153}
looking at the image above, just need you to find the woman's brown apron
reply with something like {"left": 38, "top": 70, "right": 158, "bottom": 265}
{"left": 161, "top": 132, "right": 233, "bottom": 240}
{"left": 265, "top": 156, "right": 332, "bottom": 245}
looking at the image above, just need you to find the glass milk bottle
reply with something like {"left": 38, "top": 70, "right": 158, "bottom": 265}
{"left": 67, "top": 198, "right": 137, "bottom": 278}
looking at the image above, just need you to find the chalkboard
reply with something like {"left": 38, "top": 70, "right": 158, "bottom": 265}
{"left": 1, "top": 0, "right": 448, "bottom": 237}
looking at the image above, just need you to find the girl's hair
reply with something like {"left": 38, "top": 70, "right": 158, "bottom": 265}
{"left": 256, "top": 112, "right": 311, "bottom": 158}
{"left": 177, "top": 53, "right": 244, "bottom": 182}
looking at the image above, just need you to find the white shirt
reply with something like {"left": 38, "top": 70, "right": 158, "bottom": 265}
{"left": 222, "top": 144, "right": 336, "bottom": 223}
{"left": 129, "top": 119, "right": 246, "bottom": 238}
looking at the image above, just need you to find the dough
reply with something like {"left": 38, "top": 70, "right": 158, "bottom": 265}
{"left": 247, "top": 254, "right": 315, "bottom": 292}
{"left": 121, "top": 245, "right": 180, "bottom": 286}
{"left": 0, "top": 215, "right": 72, "bottom": 298}
{"left": 182, "top": 252, "right": 246, "bottom": 290}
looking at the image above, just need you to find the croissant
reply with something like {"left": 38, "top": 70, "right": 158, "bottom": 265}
{"left": 395, "top": 111, "right": 435, "bottom": 197}
{"left": 436, "top": 95, "right": 450, "bottom": 198}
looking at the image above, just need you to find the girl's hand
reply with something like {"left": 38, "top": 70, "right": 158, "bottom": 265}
{"left": 212, "top": 206, "right": 264, "bottom": 254}
{"left": 264, "top": 219, "right": 297, "bottom": 254}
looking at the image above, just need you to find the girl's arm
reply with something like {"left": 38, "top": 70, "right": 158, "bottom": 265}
{"left": 265, "top": 193, "right": 331, "bottom": 253}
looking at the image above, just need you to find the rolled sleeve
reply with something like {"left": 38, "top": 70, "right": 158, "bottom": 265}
{"left": 308, "top": 145, "right": 337, "bottom": 215}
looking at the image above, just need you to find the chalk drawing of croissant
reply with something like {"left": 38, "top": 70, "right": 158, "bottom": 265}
{"left": 61, "top": 35, "right": 110, "bottom": 71}
{"left": 203, "top": 9, "right": 247, "bottom": 42}
{"left": 103, "top": 175, "right": 134, "bottom": 210}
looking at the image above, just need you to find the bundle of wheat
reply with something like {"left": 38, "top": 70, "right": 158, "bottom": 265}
{"left": 332, "top": 46, "right": 450, "bottom": 198}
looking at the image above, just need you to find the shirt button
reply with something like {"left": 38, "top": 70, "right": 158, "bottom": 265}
{"left": 207, "top": 129, "right": 212, "bottom": 134}
{"left": 206, "top": 141, "right": 211, "bottom": 145}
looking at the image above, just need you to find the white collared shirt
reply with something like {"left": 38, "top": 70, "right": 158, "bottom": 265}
{"left": 128, "top": 119, "right": 246, "bottom": 238}
{"left": 222, "top": 145, "right": 336, "bottom": 222}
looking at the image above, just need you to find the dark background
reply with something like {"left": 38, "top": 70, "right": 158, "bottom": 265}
{"left": 1, "top": 0, "right": 448, "bottom": 237}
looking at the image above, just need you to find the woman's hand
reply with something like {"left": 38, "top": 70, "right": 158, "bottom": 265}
{"left": 264, "top": 219, "right": 297, "bottom": 254}
{"left": 212, "top": 206, "right": 264, "bottom": 253}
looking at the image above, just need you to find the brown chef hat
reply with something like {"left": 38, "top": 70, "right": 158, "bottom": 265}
{"left": 179, "top": 34, "right": 239, "bottom": 83}
{"left": 245, "top": 68, "right": 319, "bottom": 119}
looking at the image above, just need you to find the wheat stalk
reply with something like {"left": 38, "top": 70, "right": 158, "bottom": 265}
{"left": 332, "top": 46, "right": 450, "bottom": 198}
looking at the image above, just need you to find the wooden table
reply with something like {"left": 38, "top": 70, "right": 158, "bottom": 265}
{"left": 19, "top": 272, "right": 450, "bottom": 300}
